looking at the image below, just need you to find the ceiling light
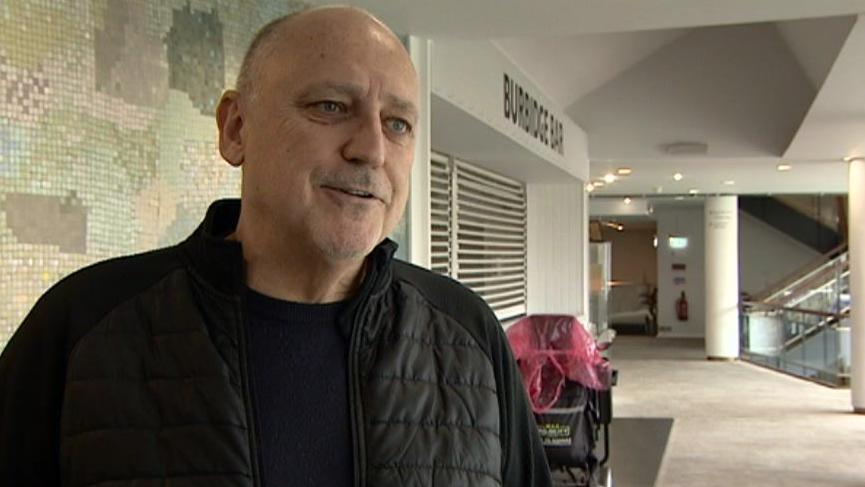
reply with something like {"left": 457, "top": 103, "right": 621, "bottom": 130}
{"left": 623, "top": 197, "right": 632, "bottom": 205}
{"left": 777, "top": 163, "right": 792, "bottom": 171}
{"left": 616, "top": 167, "right": 632, "bottom": 176}
{"left": 655, "top": 186, "right": 664, "bottom": 193}
{"left": 673, "top": 173, "right": 683, "bottom": 181}
{"left": 603, "top": 173, "right": 617, "bottom": 184}
{"left": 723, "top": 180, "right": 735, "bottom": 185}
{"left": 689, "top": 189, "right": 699, "bottom": 194}
{"left": 586, "top": 183, "right": 595, "bottom": 193}
{"left": 593, "top": 180, "right": 605, "bottom": 187}
{"left": 675, "top": 196, "right": 685, "bottom": 201}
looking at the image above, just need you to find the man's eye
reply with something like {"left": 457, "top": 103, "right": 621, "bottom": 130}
{"left": 316, "top": 101, "right": 344, "bottom": 113}
{"left": 386, "top": 118, "right": 411, "bottom": 135}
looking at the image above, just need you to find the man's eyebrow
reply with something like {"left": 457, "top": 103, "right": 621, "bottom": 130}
{"left": 302, "top": 81, "right": 364, "bottom": 98}
{"left": 385, "top": 94, "right": 418, "bottom": 121}
{"left": 302, "top": 82, "right": 418, "bottom": 120}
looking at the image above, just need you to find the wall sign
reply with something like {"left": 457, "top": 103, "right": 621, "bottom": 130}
{"left": 708, "top": 207, "right": 734, "bottom": 230}
{"left": 503, "top": 73, "right": 564, "bottom": 155}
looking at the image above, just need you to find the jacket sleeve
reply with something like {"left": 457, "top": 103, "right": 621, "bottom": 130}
{"left": 490, "top": 320, "right": 553, "bottom": 486}
{"left": 0, "top": 289, "right": 69, "bottom": 486}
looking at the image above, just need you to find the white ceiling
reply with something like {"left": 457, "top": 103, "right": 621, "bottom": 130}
{"left": 494, "top": 30, "right": 687, "bottom": 107}
{"left": 312, "top": 0, "right": 865, "bottom": 196}
{"left": 310, "top": 0, "right": 865, "bottom": 37}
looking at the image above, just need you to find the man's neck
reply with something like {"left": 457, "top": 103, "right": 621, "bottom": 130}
{"left": 229, "top": 227, "right": 367, "bottom": 304}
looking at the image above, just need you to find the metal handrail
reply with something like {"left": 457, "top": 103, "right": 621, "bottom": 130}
{"left": 752, "top": 243, "right": 847, "bottom": 303}
{"left": 740, "top": 300, "right": 848, "bottom": 319}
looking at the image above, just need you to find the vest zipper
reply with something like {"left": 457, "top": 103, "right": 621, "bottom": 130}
{"left": 349, "top": 302, "right": 367, "bottom": 487}
{"left": 236, "top": 294, "right": 263, "bottom": 487}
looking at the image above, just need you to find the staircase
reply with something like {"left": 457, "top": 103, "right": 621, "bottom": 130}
{"left": 739, "top": 195, "right": 845, "bottom": 254}
{"left": 740, "top": 246, "right": 850, "bottom": 386}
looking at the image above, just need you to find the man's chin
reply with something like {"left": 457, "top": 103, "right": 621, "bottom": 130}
{"left": 315, "top": 232, "right": 380, "bottom": 261}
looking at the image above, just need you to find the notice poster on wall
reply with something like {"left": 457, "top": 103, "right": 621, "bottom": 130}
{"left": 708, "top": 206, "right": 734, "bottom": 230}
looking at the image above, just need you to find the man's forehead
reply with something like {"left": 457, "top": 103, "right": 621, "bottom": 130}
{"left": 277, "top": 7, "right": 403, "bottom": 53}
{"left": 266, "top": 11, "right": 415, "bottom": 81}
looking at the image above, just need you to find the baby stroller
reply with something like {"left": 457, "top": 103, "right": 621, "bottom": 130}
{"left": 507, "top": 315, "right": 615, "bottom": 487}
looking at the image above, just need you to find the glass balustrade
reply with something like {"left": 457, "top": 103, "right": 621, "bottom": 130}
{"left": 740, "top": 250, "right": 850, "bottom": 386}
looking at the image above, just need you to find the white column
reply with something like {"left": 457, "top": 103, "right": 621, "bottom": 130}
{"left": 582, "top": 185, "right": 591, "bottom": 320}
{"left": 407, "top": 36, "right": 431, "bottom": 268}
{"left": 850, "top": 159, "right": 865, "bottom": 413}
{"left": 705, "top": 196, "right": 740, "bottom": 359}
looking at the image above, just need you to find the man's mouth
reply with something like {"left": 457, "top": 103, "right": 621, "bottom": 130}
{"left": 325, "top": 185, "right": 378, "bottom": 200}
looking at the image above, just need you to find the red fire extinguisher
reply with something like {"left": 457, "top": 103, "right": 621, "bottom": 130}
{"left": 676, "top": 291, "right": 689, "bottom": 321}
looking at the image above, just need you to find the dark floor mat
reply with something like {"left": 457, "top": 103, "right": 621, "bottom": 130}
{"left": 549, "top": 417, "right": 673, "bottom": 486}
{"left": 607, "top": 417, "right": 673, "bottom": 487}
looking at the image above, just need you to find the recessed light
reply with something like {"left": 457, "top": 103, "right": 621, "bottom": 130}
{"left": 675, "top": 196, "right": 685, "bottom": 201}
{"left": 689, "top": 189, "right": 699, "bottom": 194}
{"left": 777, "top": 164, "right": 792, "bottom": 171}
{"left": 723, "top": 180, "right": 735, "bottom": 185}
{"left": 593, "top": 180, "right": 605, "bottom": 187}
{"left": 616, "top": 167, "right": 632, "bottom": 176}
{"left": 603, "top": 173, "right": 617, "bottom": 184}
{"left": 673, "top": 173, "right": 683, "bottom": 181}
{"left": 623, "top": 197, "right": 632, "bottom": 205}
{"left": 586, "top": 183, "right": 595, "bottom": 192}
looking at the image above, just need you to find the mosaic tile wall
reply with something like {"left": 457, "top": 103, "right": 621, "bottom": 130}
{"left": 0, "top": 0, "right": 335, "bottom": 349}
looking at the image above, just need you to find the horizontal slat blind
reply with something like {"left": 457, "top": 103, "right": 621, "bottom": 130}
{"left": 430, "top": 153, "right": 451, "bottom": 276}
{"left": 429, "top": 151, "right": 527, "bottom": 322}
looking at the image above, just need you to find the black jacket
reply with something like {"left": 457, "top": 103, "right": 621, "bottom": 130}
{"left": 0, "top": 199, "right": 551, "bottom": 486}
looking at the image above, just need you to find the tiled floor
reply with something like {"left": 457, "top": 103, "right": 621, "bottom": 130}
{"left": 609, "top": 336, "right": 865, "bottom": 487}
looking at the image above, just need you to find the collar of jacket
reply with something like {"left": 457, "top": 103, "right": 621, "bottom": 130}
{"left": 180, "top": 199, "right": 398, "bottom": 308}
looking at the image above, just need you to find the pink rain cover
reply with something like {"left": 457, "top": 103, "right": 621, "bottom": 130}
{"left": 506, "top": 314, "right": 610, "bottom": 413}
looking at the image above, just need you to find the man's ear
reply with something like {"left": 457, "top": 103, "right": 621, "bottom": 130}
{"left": 216, "top": 90, "right": 245, "bottom": 167}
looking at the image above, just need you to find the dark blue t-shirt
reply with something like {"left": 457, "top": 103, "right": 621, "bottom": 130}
{"left": 245, "top": 288, "right": 353, "bottom": 486}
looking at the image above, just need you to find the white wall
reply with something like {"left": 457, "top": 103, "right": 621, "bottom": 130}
{"left": 427, "top": 37, "right": 591, "bottom": 322}
{"left": 738, "top": 211, "right": 821, "bottom": 296}
{"left": 640, "top": 203, "right": 822, "bottom": 338}
{"left": 430, "top": 38, "right": 589, "bottom": 181}
{"left": 656, "top": 203, "right": 705, "bottom": 337}
{"left": 527, "top": 182, "right": 585, "bottom": 318}
{"left": 407, "top": 36, "right": 432, "bottom": 268}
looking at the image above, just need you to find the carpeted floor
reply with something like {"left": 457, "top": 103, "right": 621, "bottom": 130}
{"left": 608, "top": 336, "right": 865, "bottom": 487}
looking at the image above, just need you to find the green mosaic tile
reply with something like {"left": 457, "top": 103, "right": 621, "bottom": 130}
{"left": 0, "top": 0, "right": 309, "bottom": 350}
{"left": 166, "top": 4, "right": 224, "bottom": 115}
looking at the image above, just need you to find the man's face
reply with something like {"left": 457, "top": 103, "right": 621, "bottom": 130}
{"left": 235, "top": 14, "right": 418, "bottom": 261}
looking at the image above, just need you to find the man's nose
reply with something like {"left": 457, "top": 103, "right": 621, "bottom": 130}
{"left": 342, "top": 112, "right": 386, "bottom": 167}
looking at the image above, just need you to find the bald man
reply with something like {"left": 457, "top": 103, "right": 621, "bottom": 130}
{"left": 0, "top": 7, "right": 552, "bottom": 487}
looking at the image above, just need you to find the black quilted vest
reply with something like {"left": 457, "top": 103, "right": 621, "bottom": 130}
{"left": 58, "top": 200, "right": 504, "bottom": 486}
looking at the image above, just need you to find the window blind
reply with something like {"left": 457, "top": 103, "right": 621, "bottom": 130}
{"left": 429, "top": 151, "right": 527, "bottom": 321}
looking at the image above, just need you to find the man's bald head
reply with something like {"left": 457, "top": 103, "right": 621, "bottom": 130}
{"left": 216, "top": 4, "right": 418, "bottom": 266}
{"left": 235, "top": 6, "right": 413, "bottom": 101}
